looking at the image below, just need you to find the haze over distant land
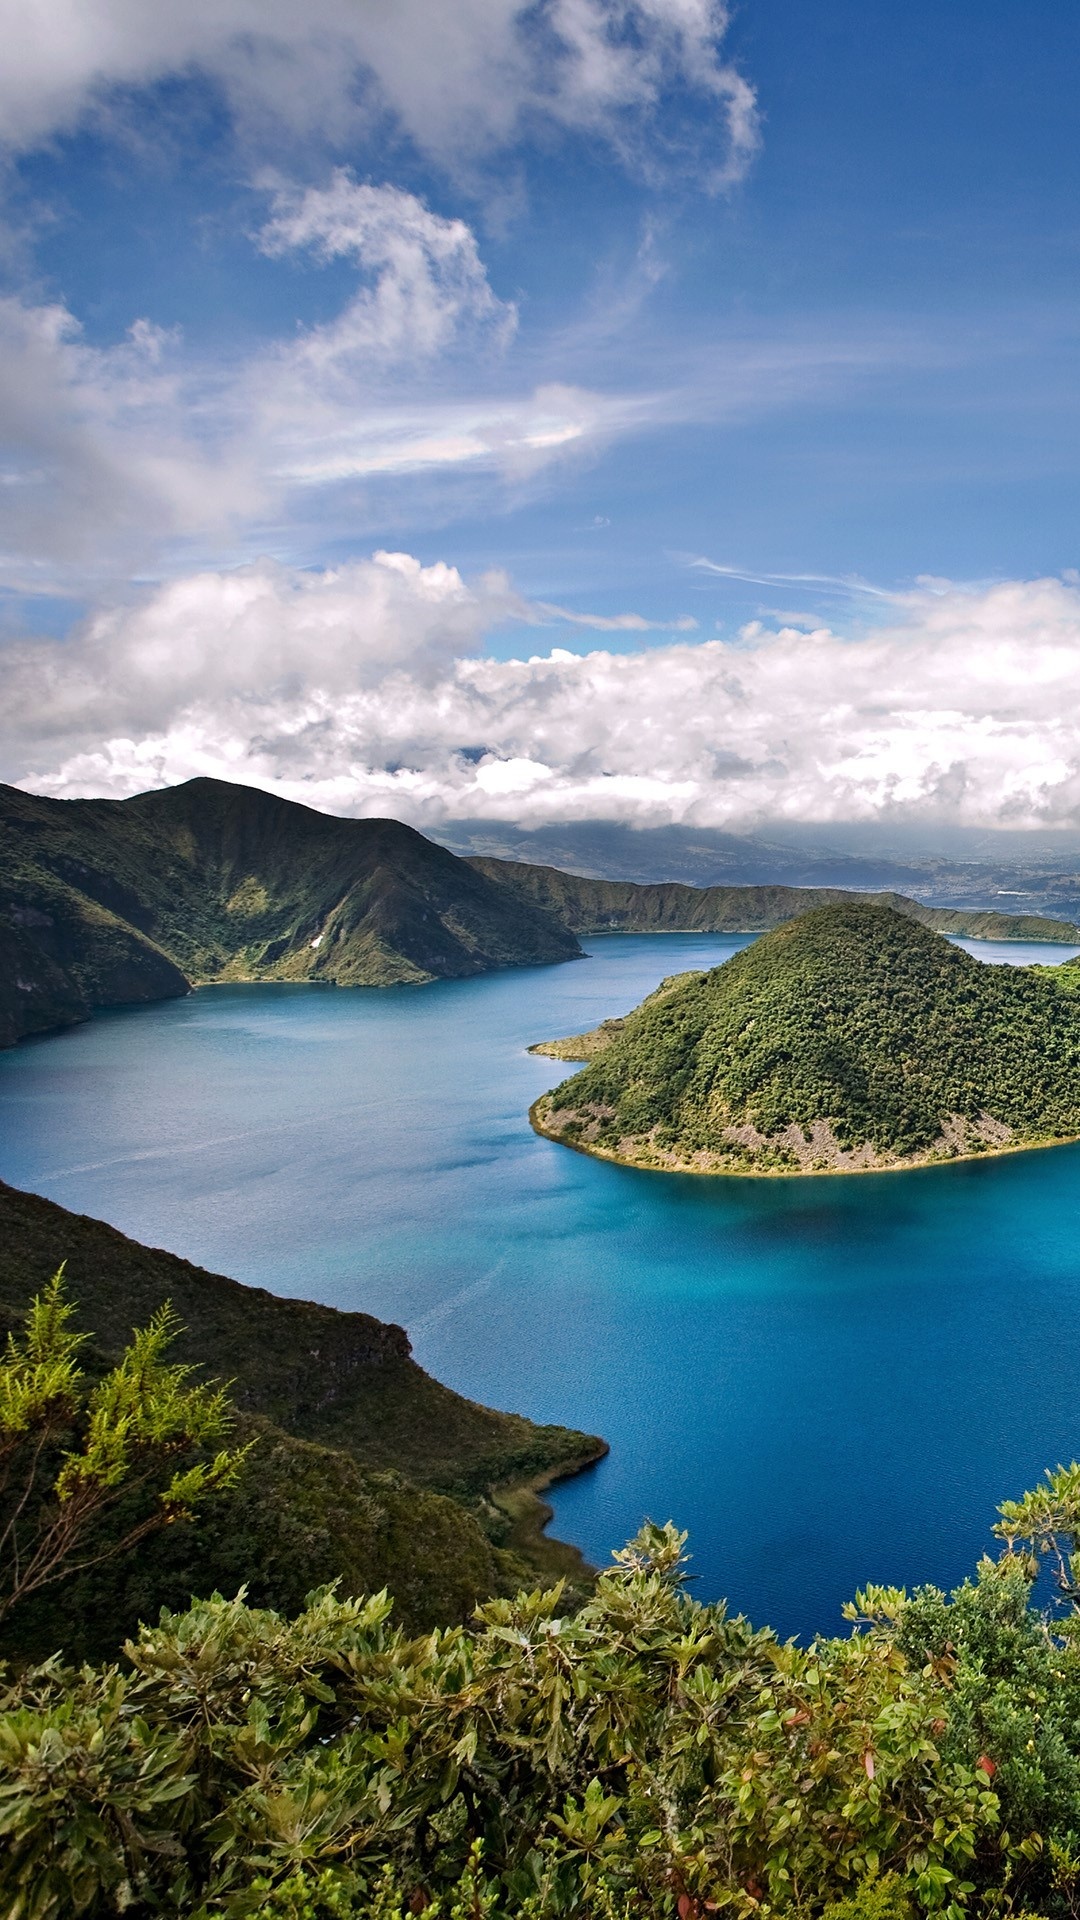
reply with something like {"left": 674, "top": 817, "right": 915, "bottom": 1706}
{"left": 3, "top": 4, "right": 1080, "bottom": 853}
{"left": 439, "top": 817, "right": 1080, "bottom": 915}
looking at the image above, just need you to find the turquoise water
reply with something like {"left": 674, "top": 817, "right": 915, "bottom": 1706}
{"left": 3, "top": 931, "right": 1080, "bottom": 1640}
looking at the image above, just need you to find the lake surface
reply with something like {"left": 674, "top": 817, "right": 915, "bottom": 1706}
{"left": 3, "top": 930, "right": 1080, "bottom": 1641}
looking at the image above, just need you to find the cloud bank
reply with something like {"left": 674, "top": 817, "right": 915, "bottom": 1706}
{"left": 8, "top": 559, "right": 1080, "bottom": 835}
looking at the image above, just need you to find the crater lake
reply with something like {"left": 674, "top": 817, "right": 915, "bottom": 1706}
{"left": 3, "top": 931, "right": 1080, "bottom": 1640}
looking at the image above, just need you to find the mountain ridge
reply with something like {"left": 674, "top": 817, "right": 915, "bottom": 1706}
{"left": 0, "top": 777, "right": 581, "bottom": 1047}
{"left": 470, "top": 854, "right": 1080, "bottom": 944}
{"left": 4, "top": 775, "right": 1079, "bottom": 1054}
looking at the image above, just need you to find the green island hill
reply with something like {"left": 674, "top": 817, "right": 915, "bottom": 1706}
{"left": 0, "top": 1178, "right": 605, "bottom": 1662}
{"left": 530, "top": 901, "right": 1080, "bottom": 1175}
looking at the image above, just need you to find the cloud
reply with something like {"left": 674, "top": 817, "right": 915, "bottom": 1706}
{"left": 0, "top": 0, "right": 758, "bottom": 189}
{"left": 690, "top": 557, "right": 901, "bottom": 602}
{"left": 0, "top": 294, "right": 261, "bottom": 579}
{"left": 0, "top": 239, "right": 926, "bottom": 598}
{"left": 0, "top": 285, "right": 640, "bottom": 586}
{"left": 258, "top": 175, "right": 518, "bottom": 366}
{"left": 10, "top": 561, "right": 1080, "bottom": 835}
{"left": 0, "top": 178, "right": 621, "bottom": 588}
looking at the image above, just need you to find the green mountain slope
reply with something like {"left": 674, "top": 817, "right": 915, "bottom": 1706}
{"left": 532, "top": 901, "right": 1080, "bottom": 1174}
{"left": 0, "top": 778, "right": 581, "bottom": 1046}
{"left": 0, "top": 1179, "right": 604, "bottom": 1656}
{"left": 471, "top": 854, "right": 1080, "bottom": 942}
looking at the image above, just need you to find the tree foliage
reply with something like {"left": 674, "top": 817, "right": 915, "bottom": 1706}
{"left": 9, "top": 1482, "right": 1080, "bottom": 1920}
{"left": 0, "top": 1271, "right": 248, "bottom": 1627}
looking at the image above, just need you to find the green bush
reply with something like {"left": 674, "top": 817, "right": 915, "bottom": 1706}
{"left": 3, "top": 1512, "right": 1069, "bottom": 1920}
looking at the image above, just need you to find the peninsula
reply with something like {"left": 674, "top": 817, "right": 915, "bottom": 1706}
{"left": 0, "top": 1179, "right": 605, "bottom": 1660}
{"left": 531, "top": 901, "right": 1080, "bottom": 1174}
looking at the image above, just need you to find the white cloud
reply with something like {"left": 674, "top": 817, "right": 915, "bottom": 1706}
{"left": 11, "top": 561, "right": 1080, "bottom": 835}
{"left": 0, "top": 0, "right": 758, "bottom": 189}
{"left": 0, "top": 180, "right": 618, "bottom": 587}
{"left": 258, "top": 176, "right": 517, "bottom": 366}
{"left": 0, "top": 241, "right": 919, "bottom": 596}
{"left": 0, "top": 293, "right": 261, "bottom": 577}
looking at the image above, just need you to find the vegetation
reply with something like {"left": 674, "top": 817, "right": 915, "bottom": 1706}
{"left": 532, "top": 903, "right": 1080, "bottom": 1173}
{"left": 8, "top": 1477, "right": 1080, "bottom": 1919}
{"left": 529, "top": 974, "right": 699, "bottom": 1062}
{"left": 0, "top": 777, "right": 580, "bottom": 1046}
{"left": 0, "top": 1182, "right": 604, "bottom": 1659}
{"left": 473, "top": 855, "right": 1080, "bottom": 944}
{"left": 0, "top": 1274, "right": 247, "bottom": 1629}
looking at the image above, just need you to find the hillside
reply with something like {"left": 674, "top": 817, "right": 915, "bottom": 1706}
{"left": 531, "top": 901, "right": 1080, "bottom": 1174}
{"left": 471, "top": 854, "right": 1080, "bottom": 943}
{"left": 0, "top": 1179, "right": 604, "bottom": 1656}
{"left": 0, "top": 778, "right": 581, "bottom": 1047}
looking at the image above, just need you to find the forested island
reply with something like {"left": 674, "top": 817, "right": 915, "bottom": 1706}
{"left": 532, "top": 901, "right": 1080, "bottom": 1174}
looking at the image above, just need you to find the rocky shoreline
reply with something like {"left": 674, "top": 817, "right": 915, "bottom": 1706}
{"left": 530, "top": 1090, "right": 1075, "bottom": 1178}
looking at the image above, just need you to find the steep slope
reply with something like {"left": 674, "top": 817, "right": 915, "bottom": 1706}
{"left": 0, "top": 779, "right": 581, "bottom": 1046}
{"left": 531, "top": 902, "right": 1080, "bottom": 1174}
{"left": 471, "top": 855, "right": 1080, "bottom": 943}
{"left": 0, "top": 1178, "right": 604, "bottom": 1656}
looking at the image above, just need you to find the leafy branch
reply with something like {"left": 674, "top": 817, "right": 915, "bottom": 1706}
{"left": 0, "top": 1269, "right": 251, "bottom": 1626}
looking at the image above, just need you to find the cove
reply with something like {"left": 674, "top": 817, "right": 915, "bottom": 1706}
{"left": 2, "top": 930, "right": 1080, "bottom": 1642}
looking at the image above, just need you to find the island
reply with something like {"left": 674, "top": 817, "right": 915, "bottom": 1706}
{"left": 530, "top": 900, "right": 1080, "bottom": 1174}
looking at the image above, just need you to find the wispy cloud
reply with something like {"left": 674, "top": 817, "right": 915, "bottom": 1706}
{"left": 689, "top": 557, "right": 901, "bottom": 602}
{"left": 257, "top": 174, "right": 518, "bottom": 364}
{"left": 532, "top": 602, "right": 698, "bottom": 632}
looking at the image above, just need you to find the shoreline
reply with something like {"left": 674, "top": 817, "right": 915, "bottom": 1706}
{"left": 529, "top": 1095, "right": 1080, "bottom": 1181}
{"left": 492, "top": 1439, "right": 610, "bottom": 1588}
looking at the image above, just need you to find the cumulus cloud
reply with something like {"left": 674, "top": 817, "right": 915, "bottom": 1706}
{"left": 9, "top": 560, "right": 1080, "bottom": 835}
{"left": 0, "top": 0, "right": 758, "bottom": 189}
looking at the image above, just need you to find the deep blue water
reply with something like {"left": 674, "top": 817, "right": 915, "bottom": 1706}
{"left": 3, "top": 931, "right": 1080, "bottom": 1641}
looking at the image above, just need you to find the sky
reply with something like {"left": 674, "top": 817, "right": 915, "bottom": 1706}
{"left": 4, "top": 0, "right": 1080, "bottom": 839}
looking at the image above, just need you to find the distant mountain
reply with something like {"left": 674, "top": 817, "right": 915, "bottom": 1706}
{"left": 438, "top": 815, "right": 935, "bottom": 888}
{"left": 0, "top": 778, "right": 581, "bottom": 1047}
{"left": 531, "top": 901, "right": 1080, "bottom": 1175}
{"left": 441, "top": 815, "right": 1080, "bottom": 916}
{"left": 0, "top": 1178, "right": 604, "bottom": 1660}
{"left": 470, "top": 855, "right": 1080, "bottom": 945}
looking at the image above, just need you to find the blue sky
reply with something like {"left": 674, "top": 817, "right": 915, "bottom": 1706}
{"left": 4, "top": 0, "right": 1080, "bottom": 835}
